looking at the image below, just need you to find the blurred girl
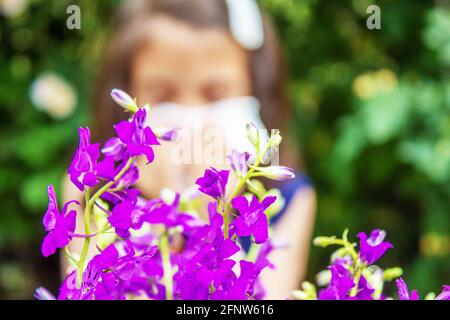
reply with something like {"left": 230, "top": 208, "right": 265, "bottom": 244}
{"left": 64, "top": 0, "right": 316, "bottom": 299}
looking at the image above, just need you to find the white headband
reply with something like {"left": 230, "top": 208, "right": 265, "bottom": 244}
{"left": 225, "top": 0, "right": 265, "bottom": 50}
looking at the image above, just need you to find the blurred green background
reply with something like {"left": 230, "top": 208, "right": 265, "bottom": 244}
{"left": 0, "top": 0, "right": 448, "bottom": 299}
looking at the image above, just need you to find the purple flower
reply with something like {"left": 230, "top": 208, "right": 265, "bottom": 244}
{"left": 396, "top": 278, "right": 419, "bottom": 300}
{"left": 187, "top": 211, "right": 240, "bottom": 268}
{"left": 318, "top": 261, "right": 355, "bottom": 300}
{"left": 115, "top": 163, "right": 139, "bottom": 189}
{"left": 253, "top": 166, "right": 295, "bottom": 181}
{"left": 231, "top": 195, "right": 276, "bottom": 244}
{"left": 58, "top": 271, "right": 77, "bottom": 300}
{"left": 195, "top": 168, "right": 229, "bottom": 199}
{"left": 102, "top": 137, "right": 128, "bottom": 161}
{"left": 226, "top": 260, "right": 268, "bottom": 300}
{"left": 154, "top": 127, "right": 178, "bottom": 142}
{"left": 176, "top": 203, "right": 241, "bottom": 299}
{"left": 108, "top": 200, "right": 134, "bottom": 238}
{"left": 41, "top": 185, "right": 78, "bottom": 257}
{"left": 436, "top": 285, "right": 450, "bottom": 300}
{"left": 113, "top": 241, "right": 159, "bottom": 281}
{"left": 176, "top": 266, "right": 217, "bottom": 300}
{"left": 110, "top": 241, "right": 161, "bottom": 298}
{"left": 227, "top": 149, "right": 250, "bottom": 176}
{"left": 145, "top": 194, "right": 197, "bottom": 229}
{"left": 68, "top": 127, "right": 99, "bottom": 190}
{"left": 357, "top": 229, "right": 393, "bottom": 265}
{"left": 352, "top": 275, "right": 375, "bottom": 300}
{"left": 255, "top": 241, "right": 275, "bottom": 271}
{"left": 114, "top": 108, "right": 160, "bottom": 163}
{"left": 68, "top": 127, "right": 115, "bottom": 191}
{"left": 58, "top": 243, "right": 159, "bottom": 300}
{"left": 111, "top": 89, "right": 138, "bottom": 113}
{"left": 59, "top": 244, "right": 121, "bottom": 300}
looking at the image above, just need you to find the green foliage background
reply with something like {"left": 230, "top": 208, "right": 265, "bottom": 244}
{"left": 0, "top": 0, "right": 448, "bottom": 298}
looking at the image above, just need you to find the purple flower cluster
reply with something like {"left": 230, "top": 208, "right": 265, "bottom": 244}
{"left": 41, "top": 185, "right": 78, "bottom": 257}
{"left": 36, "top": 89, "right": 279, "bottom": 300}
{"left": 68, "top": 107, "right": 159, "bottom": 192}
{"left": 36, "top": 89, "right": 448, "bottom": 301}
{"left": 305, "top": 229, "right": 449, "bottom": 300}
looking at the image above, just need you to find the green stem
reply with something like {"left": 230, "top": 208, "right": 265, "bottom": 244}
{"left": 342, "top": 229, "right": 363, "bottom": 297}
{"left": 223, "top": 143, "right": 271, "bottom": 238}
{"left": 160, "top": 230, "right": 173, "bottom": 300}
{"left": 76, "top": 157, "right": 135, "bottom": 287}
{"left": 246, "top": 243, "right": 261, "bottom": 262}
{"left": 64, "top": 247, "right": 79, "bottom": 268}
{"left": 88, "top": 157, "right": 134, "bottom": 208}
{"left": 342, "top": 231, "right": 359, "bottom": 263}
{"left": 77, "top": 188, "right": 91, "bottom": 287}
{"left": 350, "top": 263, "right": 363, "bottom": 296}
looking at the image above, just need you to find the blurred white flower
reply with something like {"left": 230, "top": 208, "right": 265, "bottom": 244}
{"left": 0, "top": 0, "right": 28, "bottom": 18}
{"left": 30, "top": 73, "right": 77, "bottom": 119}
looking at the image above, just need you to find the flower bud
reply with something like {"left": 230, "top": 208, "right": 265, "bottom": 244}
{"left": 315, "top": 269, "right": 331, "bottom": 286}
{"left": 330, "top": 247, "right": 350, "bottom": 261}
{"left": 34, "top": 287, "right": 56, "bottom": 300}
{"left": 246, "top": 122, "right": 260, "bottom": 148}
{"left": 227, "top": 149, "right": 250, "bottom": 176}
{"left": 425, "top": 292, "right": 436, "bottom": 300}
{"left": 291, "top": 290, "right": 309, "bottom": 300}
{"left": 269, "top": 129, "right": 282, "bottom": 149}
{"left": 382, "top": 267, "right": 403, "bottom": 281}
{"left": 313, "top": 236, "right": 338, "bottom": 247}
{"left": 154, "top": 127, "right": 178, "bottom": 142}
{"left": 254, "top": 166, "right": 295, "bottom": 181}
{"left": 110, "top": 89, "right": 139, "bottom": 113}
{"left": 301, "top": 281, "right": 317, "bottom": 295}
{"left": 246, "top": 179, "right": 266, "bottom": 197}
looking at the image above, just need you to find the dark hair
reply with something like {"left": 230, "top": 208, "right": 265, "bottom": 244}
{"left": 93, "top": 0, "right": 297, "bottom": 167}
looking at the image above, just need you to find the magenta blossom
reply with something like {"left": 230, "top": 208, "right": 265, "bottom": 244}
{"left": 175, "top": 203, "right": 241, "bottom": 299}
{"left": 231, "top": 195, "right": 276, "bottom": 244}
{"left": 396, "top": 278, "right": 419, "bottom": 300}
{"left": 59, "top": 244, "right": 121, "bottom": 300}
{"left": 195, "top": 167, "right": 229, "bottom": 199}
{"left": 318, "top": 261, "right": 355, "bottom": 300}
{"left": 351, "top": 276, "right": 375, "bottom": 300}
{"left": 154, "top": 127, "right": 178, "bottom": 142}
{"left": 227, "top": 149, "right": 250, "bottom": 176}
{"left": 41, "top": 185, "right": 78, "bottom": 257}
{"left": 436, "top": 285, "right": 450, "bottom": 300}
{"left": 114, "top": 108, "right": 160, "bottom": 163}
{"left": 58, "top": 243, "right": 159, "bottom": 300}
{"left": 357, "top": 229, "right": 393, "bottom": 265}
{"left": 111, "top": 88, "right": 138, "bottom": 112}
{"left": 228, "top": 260, "right": 269, "bottom": 300}
{"left": 102, "top": 137, "right": 128, "bottom": 162}
{"left": 68, "top": 127, "right": 115, "bottom": 191}
{"left": 117, "top": 164, "right": 139, "bottom": 188}
{"left": 145, "top": 193, "right": 198, "bottom": 229}
{"left": 108, "top": 200, "right": 134, "bottom": 238}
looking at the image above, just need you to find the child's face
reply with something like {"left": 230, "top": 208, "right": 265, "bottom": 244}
{"left": 130, "top": 15, "right": 252, "bottom": 106}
